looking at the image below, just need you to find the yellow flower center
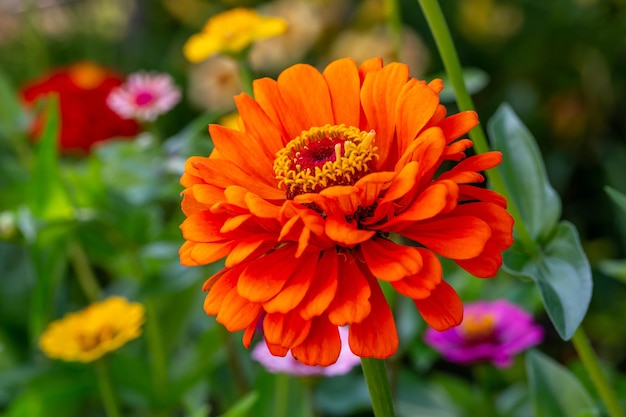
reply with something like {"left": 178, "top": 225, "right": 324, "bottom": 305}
{"left": 77, "top": 325, "right": 116, "bottom": 351}
{"left": 68, "top": 62, "right": 107, "bottom": 89}
{"left": 274, "top": 124, "right": 378, "bottom": 198}
{"left": 459, "top": 314, "right": 496, "bottom": 342}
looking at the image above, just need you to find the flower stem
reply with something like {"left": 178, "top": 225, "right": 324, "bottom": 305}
{"left": 238, "top": 59, "right": 254, "bottom": 96}
{"left": 95, "top": 359, "right": 122, "bottom": 417}
{"left": 274, "top": 373, "right": 290, "bottom": 417}
{"left": 416, "top": 0, "right": 538, "bottom": 254}
{"left": 384, "top": 0, "right": 403, "bottom": 61}
{"left": 360, "top": 358, "right": 396, "bottom": 417}
{"left": 67, "top": 241, "right": 102, "bottom": 302}
{"left": 145, "top": 300, "right": 169, "bottom": 400}
{"left": 572, "top": 328, "right": 625, "bottom": 417}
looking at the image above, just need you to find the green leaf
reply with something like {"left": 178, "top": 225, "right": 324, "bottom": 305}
{"left": 488, "top": 103, "right": 561, "bottom": 243}
{"left": 605, "top": 186, "right": 626, "bottom": 215}
{"left": 503, "top": 221, "right": 591, "bottom": 340}
{"left": 29, "top": 95, "right": 74, "bottom": 221}
{"left": 0, "top": 68, "right": 27, "bottom": 138}
{"left": 218, "top": 391, "right": 259, "bottom": 417}
{"left": 526, "top": 350, "right": 599, "bottom": 417}
{"left": 598, "top": 259, "right": 626, "bottom": 284}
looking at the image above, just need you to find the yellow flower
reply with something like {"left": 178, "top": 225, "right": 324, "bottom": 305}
{"left": 183, "top": 7, "right": 288, "bottom": 63}
{"left": 39, "top": 296, "right": 145, "bottom": 363}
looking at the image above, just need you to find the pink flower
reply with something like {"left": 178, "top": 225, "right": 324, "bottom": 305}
{"left": 107, "top": 71, "right": 181, "bottom": 121}
{"left": 424, "top": 299, "right": 543, "bottom": 368}
{"left": 251, "top": 326, "right": 360, "bottom": 377}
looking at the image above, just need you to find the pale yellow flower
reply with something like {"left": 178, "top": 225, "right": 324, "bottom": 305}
{"left": 183, "top": 7, "right": 288, "bottom": 63}
{"left": 39, "top": 296, "right": 145, "bottom": 363}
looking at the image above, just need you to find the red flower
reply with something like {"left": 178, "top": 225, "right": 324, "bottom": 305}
{"left": 180, "top": 58, "right": 514, "bottom": 366}
{"left": 20, "top": 61, "right": 140, "bottom": 153}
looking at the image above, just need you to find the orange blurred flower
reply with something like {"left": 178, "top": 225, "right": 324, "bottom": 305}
{"left": 20, "top": 61, "right": 140, "bottom": 154}
{"left": 179, "top": 58, "right": 513, "bottom": 366}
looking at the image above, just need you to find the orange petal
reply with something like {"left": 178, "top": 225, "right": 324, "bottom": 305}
{"left": 327, "top": 254, "right": 372, "bottom": 325}
{"left": 395, "top": 79, "right": 440, "bottom": 157}
{"left": 252, "top": 77, "right": 290, "bottom": 139}
{"left": 390, "top": 180, "right": 458, "bottom": 224}
{"left": 203, "top": 267, "right": 238, "bottom": 315}
{"left": 323, "top": 58, "right": 360, "bottom": 127}
{"left": 263, "top": 310, "right": 312, "bottom": 348}
{"left": 234, "top": 92, "right": 285, "bottom": 156}
{"left": 325, "top": 216, "right": 375, "bottom": 247}
{"left": 299, "top": 250, "right": 339, "bottom": 320}
{"left": 181, "top": 241, "right": 236, "bottom": 266}
{"left": 413, "top": 281, "right": 463, "bottom": 331}
{"left": 291, "top": 316, "right": 341, "bottom": 366}
{"left": 225, "top": 238, "right": 276, "bottom": 268}
{"left": 395, "top": 127, "right": 446, "bottom": 181}
{"left": 348, "top": 276, "right": 398, "bottom": 359}
{"left": 359, "top": 238, "right": 423, "bottom": 281}
{"left": 458, "top": 185, "right": 507, "bottom": 207}
{"left": 319, "top": 186, "right": 362, "bottom": 215}
{"left": 358, "top": 58, "right": 383, "bottom": 82}
{"left": 354, "top": 171, "right": 396, "bottom": 207}
{"left": 454, "top": 202, "right": 514, "bottom": 277}
{"left": 361, "top": 63, "right": 410, "bottom": 169}
{"left": 438, "top": 111, "right": 479, "bottom": 144}
{"left": 216, "top": 287, "right": 263, "bottom": 332}
{"left": 277, "top": 64, "right": 333, "bottom": 138}
{"left": 245, "top": 192, "right": 281, "bottom": 218}
{"left": 427, "top": 78, "right": 444, "bottom": 93}
{"left": 209, "top": 124, "right": 276, "bottom": 185}
{"left": 263, "top": 251, "right": 318, "bottom": 313}
{"left": 266, "top": 341, "right": 289, "bottom": 357}
{"left": 401, "top": 215, "right": 491, "bottom": 259}
{"left": 237, "top": 245, "right": 301, "bottom": 303}
{"left": 438, "top": 151, "right": 502, "bottom": 184}
{"left": 242, "top": 314, "right": 261, "bottom": 348}
{"left": 381, "top": 161, "right": 419, "bottom": 203}
{"left": 390, "top": 248, "right": 442, "bottom": 299}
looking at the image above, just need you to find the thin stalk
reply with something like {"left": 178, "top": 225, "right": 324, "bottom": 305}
{"left": 145, "top": 300, "right": 169, "bottom": 403}
{"left": 274, "top": 373, "right": 290, "bottom": 417}
{"left": 238, "top": 59, "right": 254, "bottom": 96}
{"left": 67, "top": 241, "right": 102, "bottom": 302}
{"left": 384, "top": 0, "right": 403, "bottom": 62}
{"left": 361, "top": 358, "right": 396, "bottom": 417}
{"left": 95, "top": 359, "right": 122, "bottom": 417}
{"left": 416, "top": 0, "right": 538, "bottom": 255}
{"left": 572, "top": 328, "right": 625, "bottom": 417}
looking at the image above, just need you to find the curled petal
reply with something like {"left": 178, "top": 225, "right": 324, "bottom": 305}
{"left": 414, "top": 281, "right": 463, "bottom": 331}
{"left": 327, "top": 253, "right": 371, "bottom": 325}
{"left": 402, "top": 215, "right": 491, "bottom": 260}
{"left": 391, "top": 248, "right": 442, "bottom": 299}
{"left": 359, "top": 238, "right": 423, "bottom": 281}
{"left": 264, "top": 309, "right": 312, "bottom": 349}
{"left": 299, "top": 250, "right": 339, "bottom": 320}
{"left": 349, "top": 273, "right": 398, "bottom": 359}
{"left": 291, "top": 316, "right": 341, "bottom": 366}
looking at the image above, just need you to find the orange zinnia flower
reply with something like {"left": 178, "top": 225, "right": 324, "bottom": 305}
{"left": 180, "top": 58, "right": 514, "bottom": 366}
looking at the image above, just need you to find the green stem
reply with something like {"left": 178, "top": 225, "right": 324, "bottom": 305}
{"left": 95, "top": 359, "right": 122, "bottom": 417}
{"left": 274, "top": 373, "right": 290, "bottom": 417}
{"left": 145, "top": 300, "right": 168, "bottom": 401}
{"left": 361, "top": 358, "right": 396, "bottom": 417}
{"left": 572, "top": 328, "right": 625, "bottom": 417}
{"left": 67, "top": 241, "right": 102, "bottom": 302}
{"left": 416, "top": 0, "right": 538, "bottom": 255}
{"left": 384, "top": 0, "right": 403, "bottom": 61}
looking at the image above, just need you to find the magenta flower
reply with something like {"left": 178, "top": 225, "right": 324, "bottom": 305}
{"left": 107, "top": 71, "right": 181, "bottom": 121}
{"left": 251, "top": 326, "right": 360, "bottom": 377}
{"left": 424, "top": 299, "right": 543, "bottom": 368}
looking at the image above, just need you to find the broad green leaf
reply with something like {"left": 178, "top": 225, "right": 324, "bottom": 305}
{"left": 29, "top": 95, "right": 74, "bottom": 221}
{"left": 605, "top": 186, "right": 626, "bottom": 215}
{"left": 488, "top": 103, "right": 561, "bottom": 243}
{"left": 526, "top": 350, "right": 599, "bottom": 417}
{"left": 503, "top": 221, "right": 591, "bottom": 340}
